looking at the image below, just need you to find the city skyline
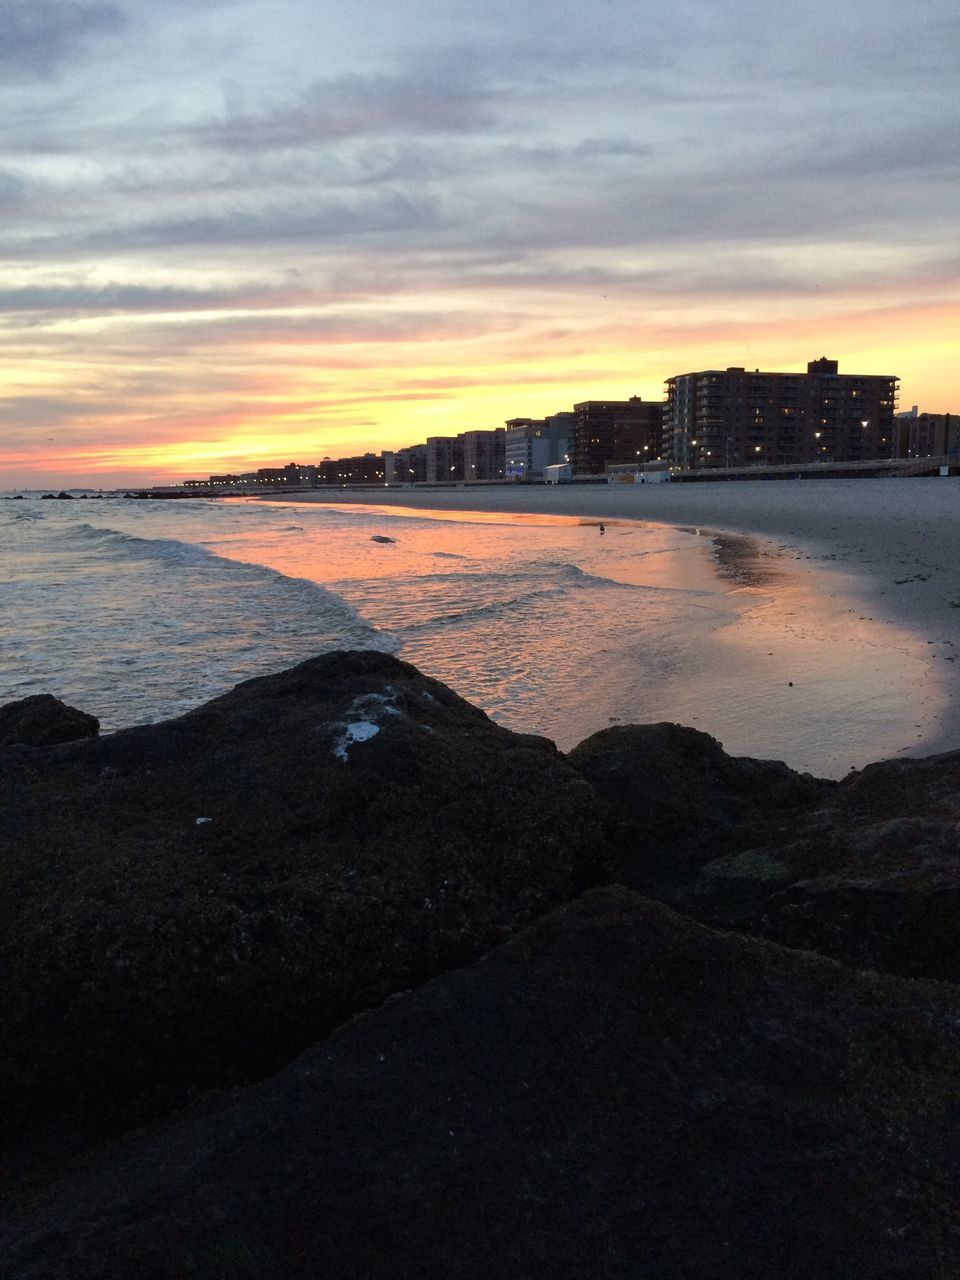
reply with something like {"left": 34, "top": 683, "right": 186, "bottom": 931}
{"left": 1, "top": 0, "right": 957, "bottom": 488}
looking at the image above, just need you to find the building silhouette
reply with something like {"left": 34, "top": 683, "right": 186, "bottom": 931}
{"left": 180, "top": 355, "right": 928, "bottom": 493}
{"left": 665, "top": 358, "right": 899, "bottom": 469}
{"left": 569, "top": 398, "right": 664, "bottom": 476}
{"left": 898, "top": 408, "right": 960, "bottom": 460}
{"left": 386, "top": 444, "right": 427, "bottom": 484}
{"left": 461, "top": 428, "right": 506, "bottom": 481}
{"left": 425, "top": 436, "right": 463, "bottom": 483}
{"left": 504, "top": 414, "right": 573, "bottom": 480}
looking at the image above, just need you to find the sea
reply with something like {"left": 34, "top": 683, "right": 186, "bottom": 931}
{"left": 0, "top": 493, "right": 942, "bottom": 778}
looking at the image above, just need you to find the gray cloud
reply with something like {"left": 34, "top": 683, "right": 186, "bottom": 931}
{"left": 0, "top": 280, "right": 305, "bottom": 316}
{"left": 202, "top": 50, "right": 497, "bottom": 152}
{"left": 0, "top": 170, "right": 32, "bottom": 210}
{"left": 1, "top": 1, "right": 129, "bottom": 77}
{"left": 43, "top": 190, "right": 443, "bottom": 255}
{"left": 0, "top": 394, "right": 129, "bottom": 425}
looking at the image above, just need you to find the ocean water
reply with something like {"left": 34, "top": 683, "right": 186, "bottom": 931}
{"left": 0, "top": 495, "right": 942, "bottom": 776}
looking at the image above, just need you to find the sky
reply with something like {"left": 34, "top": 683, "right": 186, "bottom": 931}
{"left": 1, "top": 0, "right": 957, "bottom": 487}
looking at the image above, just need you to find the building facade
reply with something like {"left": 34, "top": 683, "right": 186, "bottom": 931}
{"left": 461, "top": 428, "right": 506, "bottom": 481}
{"left": 504, "top": 414, "right": 572, "bottom": 480}
{"left": 665, "top": 358, "right": 899, "bottom": 469}
{"left": 388, "top": 444, "right": 428, "bottom": 484}
{"left": 425, "top": 436, "right": 463, "bottom": 483}
{"left": 900, "top": 411, "right": 960, "bottom": 460}
{"left": 341, "top": 453, "right": 385, "bottom": 484}
{"left": 569, "top": 398, "right": 664, "bottom": 476}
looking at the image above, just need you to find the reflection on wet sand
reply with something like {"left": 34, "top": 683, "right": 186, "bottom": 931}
{"left": 664, "top": 555, "right": 943, "bottom": 775}
{"left": 236, "top": 498, "right": 950, "bottom": 778}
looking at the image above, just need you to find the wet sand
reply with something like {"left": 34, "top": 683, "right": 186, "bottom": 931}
{"left": 290, "top": 477, "right": 960, "bottom": 764}
{"left": 295, "top": 478, "right": 960, "bottom": 641}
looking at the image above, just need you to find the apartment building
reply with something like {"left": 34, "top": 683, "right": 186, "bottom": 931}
{"left": 426, "top": 436, "right": 463, "bottom": 483}
{"left": 504, "top": 414, "right": 573, "bottom": 479}
{"left": 899, "top": 410, "right": 960, "bottom": 459}
{"left": 343, "top": 453, "right": 385, "bottom": 483}
{"left": 461, "top": 428, "right": 506, "bottom": 482}
{"left": 569, "top": 398, "right": 664, "bottom": 476}
{"left": 665, "top": 358, "right": 899, "bottom": 469}
{"left": 388, "top": 445, "right": 428, "bottom": 484}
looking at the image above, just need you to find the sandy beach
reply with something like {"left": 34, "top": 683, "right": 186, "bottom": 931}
{"left": 291, "top": 476, "right": 960, "bottom": 761}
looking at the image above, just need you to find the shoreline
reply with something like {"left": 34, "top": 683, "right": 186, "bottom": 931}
{"left": 272, "top": 477, "right": 960, "bottom": 761}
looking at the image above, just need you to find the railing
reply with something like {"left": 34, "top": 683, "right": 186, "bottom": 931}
{"left": 667, "top": 456, "right": 953, "bottom": 483}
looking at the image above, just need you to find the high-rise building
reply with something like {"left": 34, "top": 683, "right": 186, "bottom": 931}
{"left": 342, "top": 453, "right": 385, "bottom": 484}
{"left": 504, "top": 414, "right": 573, "bottom": 480}
{"left": 665, "top": 358, "right": 899, "bottom": 469}
{"left": 460, "top": 429, "right": 506, "bottom": 482}
{"left": 389, "top": 444, "right": 427, "bottom": 483}
{"left": 426, "top": 436, "right": 463, "bottom": 483}
{"left": 900, "top": 411, "right": 959, "bottom": 460}
{"left": 569, "top": 398, "right": 664, "bottom": 476}
{"left": 254, "top": 462, "right": 303, "bottom": 485}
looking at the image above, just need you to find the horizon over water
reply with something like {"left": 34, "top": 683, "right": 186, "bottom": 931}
{"left": 0, "top": 494, "right": 943, "bottom": 778}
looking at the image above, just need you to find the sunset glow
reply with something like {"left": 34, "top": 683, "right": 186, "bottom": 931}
{"left": 1, "top": 0, "right": 957, "bottom": 487}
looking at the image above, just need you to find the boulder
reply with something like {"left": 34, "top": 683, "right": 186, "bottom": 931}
{"left": 565, "top": 726, "right": 960, "bottom": 987}
{"left": 691, "top": 844, "right": 801, "bottom": 919}
{"left": 746, "top": 749, "right": 960, "bottom": 981}
{"left": 0, "top": 694, "right": 99, "bottom": 748}
{"left": 4, "top": 888, "right": 960, "bottom": 1280}
{"left": 566, "top": 722, "right": 831, "bottom": 900}
{"left": 0, "top": 651, "right": 599, "bottom": 1138}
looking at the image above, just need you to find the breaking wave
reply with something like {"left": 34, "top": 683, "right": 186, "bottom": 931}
{"left": 1, "top": 516, "right": 394, "bottom": 731}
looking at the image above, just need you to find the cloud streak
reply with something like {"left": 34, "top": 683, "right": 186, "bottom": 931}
{"left": 1, "top": 0, "right": 128, "bottom": 78}
{"left": 202, "top": 55, "right": 499, "bottom": 150}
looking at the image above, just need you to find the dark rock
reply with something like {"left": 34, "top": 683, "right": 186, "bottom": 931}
{"left": 567, "top": 723, "right": 832, "bottom": 900}
{"left": 692, "top": 844, "right": 801, "bottom": 918}
{"left": 370, "top": 534, "right": 395, "bottom": 543}
{"left": 568, "top": 728, "right": 960, "bottom": 988}
{"left": 746, "top": 749, "right": 960, "bottom": 981}
{"left": 0, "top": 651, "right": 599, "bottom": 1139}
{"left": 4, "top": 888, "right": 960, "bottom": 1280}
{"left": 0, "top": 694, "right": 99, "bottom": 748}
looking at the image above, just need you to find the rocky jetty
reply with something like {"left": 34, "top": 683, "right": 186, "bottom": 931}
{"left": 6, "top": 889, "right": 960, "bottom": 1279}
{"left": 743, "top": 748, "right": 960, "bottom": 982}
{"left": 0, "top": 652, "right": 598, "bottom": 1138}
{"left": 568, "top": 722, "right": 960, "bottom": 986}
{"left": 0, "top": 694, "right": 99, "bottom": 748}
{"left": 3, "top": 654, "right": 960, "bottom": 1278}
{"left": 567, "top": 722, "right": 832, "bottom": 899}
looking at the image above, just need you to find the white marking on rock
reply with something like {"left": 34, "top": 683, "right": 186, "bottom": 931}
{"left": 329, "top": 689, "right": 406, "bottom": 760}
{"left": 332, "top": 719, "right": 381, "bottom": 761}
{"left": 195, "top": 817, "right": 212, "bottom": 825}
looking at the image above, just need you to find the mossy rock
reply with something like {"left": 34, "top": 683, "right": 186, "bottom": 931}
{"left": 0, "top": 652, "right": 600, "bottom": 1138}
